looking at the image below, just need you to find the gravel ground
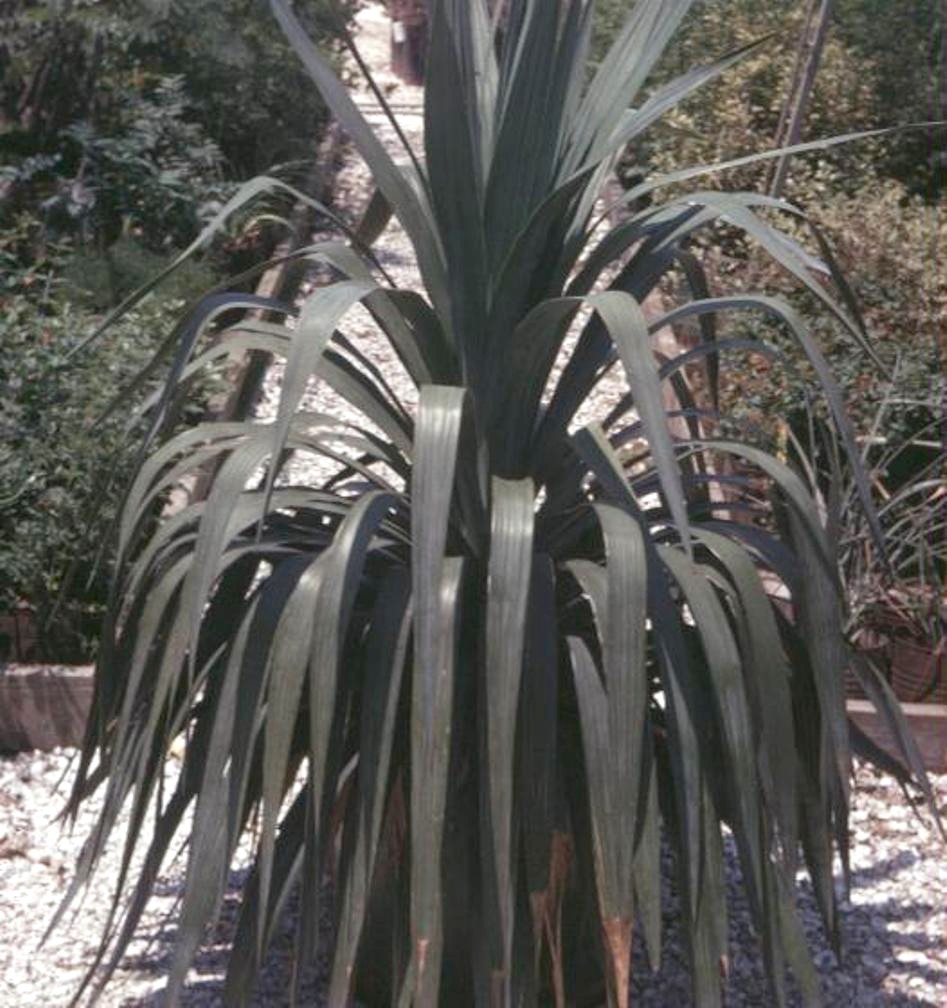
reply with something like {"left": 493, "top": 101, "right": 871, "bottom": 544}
{"left": 0, "top": 749, "right": 331, "bottom": 1007}
{"left": 2, "top": 750, "right": 944, "bottom": 1006}
{"left": 3, "top": 4, "right": 945, "bottom": 1006}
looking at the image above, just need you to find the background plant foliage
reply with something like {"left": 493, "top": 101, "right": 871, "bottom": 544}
{"left": 1, "top": 0, "right": 358, "bottom": 178}
{"left": 595, "top": 0, "right": 946, "bottom": 198}
{"left": 697, "top": 182, "right": 946, "bottom": 452}
{"left": 0, "top": 0, "right": 358, "bottom": 659}
{"left": 597, "top": 0, "right": 945, "bottom": 495}
{"left": 57, "top": 2, "right": 939, "bottom": 1007}
{"left": 0, "top": 292, "right": 180, "bottom": 661}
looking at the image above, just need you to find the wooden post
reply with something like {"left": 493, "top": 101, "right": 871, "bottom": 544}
{"left": 769, "top": 0, "right": 833, "bottom": 198}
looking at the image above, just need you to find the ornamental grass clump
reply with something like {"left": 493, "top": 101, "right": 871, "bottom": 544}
{"left": 58, "top": 2, "right": 930, "bottom": 1005}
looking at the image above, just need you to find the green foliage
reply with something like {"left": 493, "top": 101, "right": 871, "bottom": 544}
{"left": 596, "top": 0, "right": 946, "bottom": 199}
{"left": 1, "top": 0, "right": 357, "bottom": 178}
{"left": 60, "top": 236, "right": 221, "bottom": 311}
{"left": 55, "top": 75, "right": 231, "bottom": 252}
{"left": 0, "top": 0, "right": 359, "bottom": 662}
{"left": 0, "top": 289, "right": 180, "bottom": 661}
{"left": 1, "top": 0, "right": 358, "bottom": 295}
{"left": 116, "top": 0, "right": 360, "bottom": 178}
{"left": 707, "top": 181, "right": 946, "bottom": 462}
{"left": 60, "top": 3, "right": 935, "bottom": 1007}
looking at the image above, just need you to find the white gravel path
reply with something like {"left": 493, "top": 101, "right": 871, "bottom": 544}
{"left": 3, "top": 5, "right": 946, "bottom": 1005}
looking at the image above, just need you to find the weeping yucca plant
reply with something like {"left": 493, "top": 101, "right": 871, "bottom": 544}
{"left": 57, "top": 2, "right": 930, "bottom": 1005}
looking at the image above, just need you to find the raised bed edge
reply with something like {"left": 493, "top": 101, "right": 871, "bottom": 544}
{"left": 0, "top": 664, "right": 94, "bottom": 753}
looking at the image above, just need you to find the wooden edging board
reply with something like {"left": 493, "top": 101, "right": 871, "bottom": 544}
{"left": 847, "top": 698, "right": 947, "bottom": 774}
{"left": 2, "top": 666, "right": 943, "bottom": 771}
{"left": 0, "top": 665, "right": 93, "bottom": 753}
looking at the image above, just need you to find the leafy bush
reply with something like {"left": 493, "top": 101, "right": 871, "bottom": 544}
{"left": 0, "top": 1, "right": 360, "bottom": 660}
{"left": 1, "top": 0, "right": 358, "bottom": 292}
{"left": 1, "top": 0, "right": 358, "bottom": 180}
{"left": 0, "top": 290, "right": 182, "bottom": 662}
{"left": 2, "top": 69, "right": 231, "bottom": 305}
{"left": 595, "top": 0, "right": 946, "bottom": 199}
{"left": 118, "top": 0, "right": 360, "bottom": 178}
{"left": 697, "top": 181, "right": 946, "bottom": 471}
{"left": 60, "top": 236, "right": 221, "bottom": 311}
{"left": 61, "top": 3, "right": 931, "bottom": 1007}
{"left": 54, "top": 75, "right": 231, "bottom": 253}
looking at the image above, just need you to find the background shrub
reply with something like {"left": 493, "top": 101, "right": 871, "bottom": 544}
{"left": 0, "top": 288, "right": 181, "bottom": 662}
{"left": 597, "top": 0, "right": 944, "bottom": 493}
{"left": 686, "top": 182, "right": 946, "bottom": 474}
{"left": 1, "top": 0, "right": 358, "bottom": 178}
{"left": 596, "top": 0, "right": 946, "bottom": 199}
{"left": 1, "top": 0, "right": 360, "bottom": 659}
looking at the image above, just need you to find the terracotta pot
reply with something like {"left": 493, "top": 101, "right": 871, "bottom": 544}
{"left": 852, "top": 594, "right": 946, "bottom": 703}
{"left": 890, "top": 637, "right": 947, "bottom": 704}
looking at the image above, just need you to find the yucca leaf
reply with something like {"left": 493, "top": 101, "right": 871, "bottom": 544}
{"left": 570, "top": 0, "right": 692, "bottom": 175}
{"left": 688, "top": 782, "right": 728, "bottom": 1008}
{"left": 790, "top": 631, "right": 842, "bottom": 953}
{"left": 571, "top": 426, "right": 705, "bottom": 923}
{"left": 298, "top": 492, "right": 401, "bottom": 966}
{"left": 270, "top": 0, "right": 450, "bottom": 320}
{"left": 692, "top": 529, "right": 798, "bottom": 871}
{"left": 595, "top": 504, "right": 649, "bottom": 900}
{"left": 483, "top": 476, "right": 535, "bottom": 993}
{"left": 564, "top": 502, "right": 648, "bottom": 1008}
{"left": 355, "top": 185, "right": 394, "bottom": 249}
{"left": 567, "top": 634, "right": 633, "bottom": 1008}
{"left": 164, "top": 596, "right": 263, "bottom": 1002}
{"left": 330, "top": 569, "right": 412, "bottom": 1004}
{"left": 257, "top": 553, "right": 326, "bottom": 957}
{"left": 591, "top": 290, "right": 691, "bottom": 549}
{"left": 425, "top": 1, "right": 488, "bottom": 370}
{"left": 485, "top": 0, "right": 563, "bottom": 270}
{"left": 787, "top": 507, "right": 851, "bottom": 812}
{"left": 408, "top": 385, "right": 469, "bottom": 1003}
{"left": 659, "top": 546, "right": 765, "bottom": 922}
{"left": 262, "top": 279, "right": 376, "bottom": 506}
{"left": 489, "top": 167, "right": 594, "bottom": 354}
{"left": 409, "top": 556, "right": 464, "bottom": 1006}
{"left": 517, "top": 556, "right": 560, "bottom": 971}
{"left": 632, "top": 758, "right": 662, "bottom": 971}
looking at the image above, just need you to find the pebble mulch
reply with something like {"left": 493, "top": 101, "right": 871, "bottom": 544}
{"left": 2, "top": 749, "right": 944, "bottom": 1006}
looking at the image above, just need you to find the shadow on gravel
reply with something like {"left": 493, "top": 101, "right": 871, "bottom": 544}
{"left": 117, "top": 868, "right": 329, "bottom": 1008}
{"left": 113, "top": 846, "right": 944, "bottom": 1008}
{"left": 624, "top": 841, "right": 945, "bottom": 1007}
